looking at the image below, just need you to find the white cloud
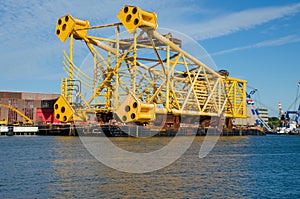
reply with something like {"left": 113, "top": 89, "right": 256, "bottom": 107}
{"left": 254, "top": 35, "right": 300, "bottom": 47}
{"left": 0, "top": 1, "right": 299, "bottom": 88}
{"left": 212, "top": 35, "right": 300, "bottom": 56}
{"left": 175, "top": 3, "right": 300, "bottom": 40}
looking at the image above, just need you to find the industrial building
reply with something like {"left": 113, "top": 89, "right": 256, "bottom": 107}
{"left": 0, "top": 90, "right": 270, "bottom": 129}
{"left": 0, "top": 91, "right": 60, "bottom": 124}
{"left": 257, "top": 107, "right": 269, "bottom": 124}
{"left": 233, "top": 106, "right": 269, "bottom": 127}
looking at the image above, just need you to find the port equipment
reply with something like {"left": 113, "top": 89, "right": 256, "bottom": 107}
{"left": 0, "top": 104, "right": 33, "bottom": 125}
{"left": 54, "top": 5, "right": 247, "bottom": 126}
{"left": 0, "top": 118, "right": 8, "bottom": 126}
{"left": 278, "top": 81, "right": 300, "bottom": 133}
{"left": 246, "top": 89, "right": 273, "bottom": 132}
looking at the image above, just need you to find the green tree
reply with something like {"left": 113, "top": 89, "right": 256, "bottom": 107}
{"left": 268, "top": 117, "right": 280, "bottom": 129}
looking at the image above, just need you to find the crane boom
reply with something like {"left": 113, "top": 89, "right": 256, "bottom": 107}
{"left": 0, "top": 104, "right": 33, "bottom": 124}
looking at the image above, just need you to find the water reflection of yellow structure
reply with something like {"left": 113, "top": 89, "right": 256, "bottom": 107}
{"left": 50, "top": 136, "right": 250, "bottom": 198}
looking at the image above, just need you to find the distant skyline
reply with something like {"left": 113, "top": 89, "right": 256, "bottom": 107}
{"left": 1, "top": 0, "right": 300, "bottom": 117}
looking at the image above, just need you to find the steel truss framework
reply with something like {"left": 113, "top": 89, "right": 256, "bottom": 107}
{"left": 54, "top": 7, "right": 247, "bottom": 123}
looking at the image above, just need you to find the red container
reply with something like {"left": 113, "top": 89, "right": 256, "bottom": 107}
{"left": 36, "top": 108, "right": 61, "bottom": 123}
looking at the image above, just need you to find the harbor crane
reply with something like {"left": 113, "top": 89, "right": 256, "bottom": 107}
{"left": 0, "top": 104, "right": 33, "bottom": 125}
{"left": 53, "top": 5, "right": 247, "bottom": 131}
{"left": 278, "top": 81, "right": 300, "bottom": 133}
{"left": 246, "top": 89, "right": 273, "bottom": 132}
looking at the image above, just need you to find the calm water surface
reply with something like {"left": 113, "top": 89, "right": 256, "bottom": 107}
{"left": 0, "top": 135, "right": 299, "bottom": 198}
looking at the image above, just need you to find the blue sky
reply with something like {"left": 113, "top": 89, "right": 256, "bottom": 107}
{"left": 1, "top": 0, "right": 300, "bottom": 117}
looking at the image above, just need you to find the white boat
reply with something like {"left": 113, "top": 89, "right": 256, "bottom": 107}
{"left": 277, "top": 121, "right": 298, "bottom": 134}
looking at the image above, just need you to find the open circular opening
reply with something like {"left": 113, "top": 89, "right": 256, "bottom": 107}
{"left": 54, "top": 104, "right": 59, "bottom": 110}
{"left": 132, "top": 7, "right": 137, "bottom": 14}
{"left": 133, "top": 102, "right": 138, "bottom": 108}
{"left": 126, "top": 14, "right": 132, "bottom": 22}
{"left": 125, "top": 105, "right": 131, "bottom": 112}
{"left": 134, "top": 18, "right": 139, "bottom": 25}
{"left": 65, "top": 15, "right": 69, "bottom": 22}
{"left": 62, "top": 24, "right": 67, "bottom": 31}
{"left": 63, "top": 116, "right": 67, "bottom": 122}
{"left": 58, "top": 19, "right": 62, "bottom": 25}
{"left": 56, "top": 29, "right": 60, "bottom": 35}
{"left": 56, "top": 114, "right": 60, "bottom": 119}
{"left": 124, "top": 6, "right": 129, "bottom": 13}
{"left": 122, "top": 116, "right": 127, "bottom": 122}
{"left": 61, "top": 106, "right": 65, "bottom": 113}
{"left": 131, "top": 113, "right": 136, "bottom": 119}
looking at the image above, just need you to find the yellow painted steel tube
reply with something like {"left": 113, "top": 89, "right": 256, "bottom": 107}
{"left": 86, "top": 36, "right": 118, "bottom": 55}
{"left": 152, "top": 31, "right": 220, "bottom": 77}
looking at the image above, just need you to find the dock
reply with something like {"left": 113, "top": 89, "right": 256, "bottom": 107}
{"left": 0, "top": 124, "right": 266, "bottom": 137}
